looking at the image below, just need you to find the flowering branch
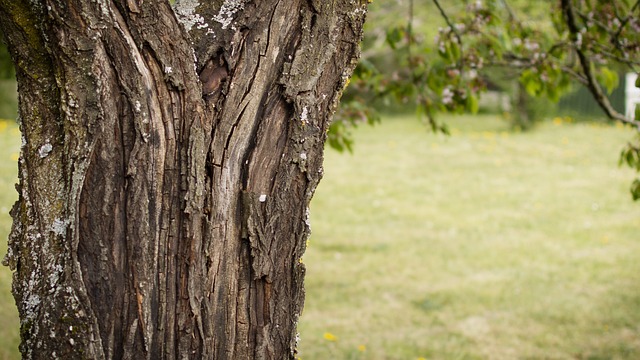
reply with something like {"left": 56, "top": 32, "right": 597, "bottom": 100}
{"left": 561, "top": 0, "right": 640, "bottom": 129}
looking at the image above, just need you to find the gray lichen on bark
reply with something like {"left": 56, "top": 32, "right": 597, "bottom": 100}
{"left": 172, "top": 0, "right": 208, "bottom": 32}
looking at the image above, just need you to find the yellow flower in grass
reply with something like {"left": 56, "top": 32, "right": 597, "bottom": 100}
{"left": 0, "top": 120, "right": 8, "bottom": 132}
{"left": 323, "top": 332, "right": 337, "bottom": 342}
{"left": 10, "top": 153, "right": 19, "bottom": 161}
{"left": 357, "top": 344, "right": 366, "bottom": 352}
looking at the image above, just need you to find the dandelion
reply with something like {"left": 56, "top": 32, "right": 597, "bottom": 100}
{"left": 357, "top": 344, "right": 366, "bottom": 352}
{"left": 482, "top": 131, "right": 495, "bottom": 139}
{"left": 323, "top": 332, "right": 337, "bottom": 342}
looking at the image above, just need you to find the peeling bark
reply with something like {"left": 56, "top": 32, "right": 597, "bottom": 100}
{"left": 0, "top": 0, "right": 368, "bottom": 358}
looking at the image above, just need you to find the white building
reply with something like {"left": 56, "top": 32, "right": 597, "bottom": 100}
{"left": 626, "top": 72, "right": 640, "bottom": 120}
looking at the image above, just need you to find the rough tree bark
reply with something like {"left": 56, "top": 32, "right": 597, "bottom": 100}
{"left": 0, "top": 0, "right": 367, "bottom": 358}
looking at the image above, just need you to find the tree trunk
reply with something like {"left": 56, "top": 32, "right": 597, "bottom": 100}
{"left": 0, "top": 0, "right": 367, "bottom": 358}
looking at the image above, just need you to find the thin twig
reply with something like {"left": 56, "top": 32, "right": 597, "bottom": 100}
{"left": 589, "top": 42, "right": 640, "bottom": 67}
{"left": 485, "top": 57, "right": 589, "bottom": 86}
{"left": 431, "top": 0, "right": 464, "bottom": 67}
{"left": 613, "top": 0, "right": 640, "bottom": 43}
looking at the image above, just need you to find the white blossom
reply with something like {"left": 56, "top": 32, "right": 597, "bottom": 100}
{"left": 442, "top": 87, "right": 454, "bottom": 105}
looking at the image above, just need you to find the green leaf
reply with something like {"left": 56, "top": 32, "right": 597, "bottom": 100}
{"left": 523, "top": 77, "right": 541, "bottom": 96}
{"left": 354, "top": 59, "right": 378, "bottom": 78}
{"left": 547, "top": 85, "right": 560, "bottom": 103}
{"left": 631, "top": 179, "right": 640, "bottom": 201}
{"left": 519, "top": 70, "right": 543, "bottom": 96}
{"left": 500, "top": 31, "right": 512, "bottom": 52}
{"left": 386, "top": 27, "right": 405, "bottom": 50}
{"left": 485, "top": 34, "right": 504, "bottom": 59}
{"left": 450, "top": 41, "right": 461, "bottom": 61}
{"left": 597, "top": 67, "right": 619, "bottom": 94}
{"left": 467, "top": 94, "right": 479, "bottom": 114}
{"left": 626, "top": 149, "right": 635, "bottom": 168}
{"left": 619, "top": 147, "right": 630, "bottom": 167}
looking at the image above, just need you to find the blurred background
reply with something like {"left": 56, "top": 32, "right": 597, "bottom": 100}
{"left": 1, "top": 1, "right": 639, "bottom": 359}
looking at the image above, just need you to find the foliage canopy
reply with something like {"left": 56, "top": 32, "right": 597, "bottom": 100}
{"left": 334, "top": 0, "right": 640, "bottom": 199}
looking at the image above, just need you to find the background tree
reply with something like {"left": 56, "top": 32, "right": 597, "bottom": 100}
{"left": 0, "top": 0, "right": 368, "bottom": 358}
{"left": 335, "top": 0, "right": 640, "bottom": 197}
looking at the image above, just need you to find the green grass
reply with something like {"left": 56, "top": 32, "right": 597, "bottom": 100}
{"left": 297, "top": 115, "right": 640, "bottom": 359}
{"left": 0, "top": 81, "right": 18, "bottom": 120}
{"left": 0, "top": 119, "right": 20, "bottom": 360}
{"left": 1, "top": 115, "right": 639, "bottom": 359}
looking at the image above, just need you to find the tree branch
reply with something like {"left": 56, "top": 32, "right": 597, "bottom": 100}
{"left": 431, "top": 0, "right": 464, "bottom": 67}
{"left": 561, "top": 0, "right": 640, "bottom": 129}
{"left": 612, "top": 0, "right": 640, "bottom": 44}
{"left": 589, "top": 42, "right": 640, "bottom": 67}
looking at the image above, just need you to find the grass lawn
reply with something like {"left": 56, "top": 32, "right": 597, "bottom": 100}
{"left": 1, "top": 114, "right": 639, "bottom": 359}
{"left": 0, "top": 118, "right": 20, "bottom": 360}
{"left": 297, "top": 115, "right": 640, "bottom": 359}
{"left": 0, "top": 81, "right": 18, "bottom": 120}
